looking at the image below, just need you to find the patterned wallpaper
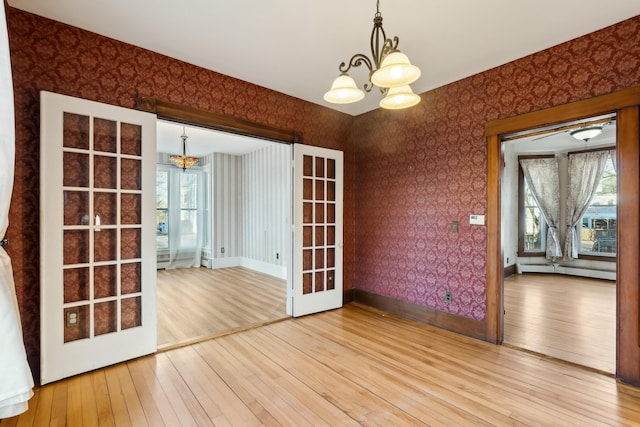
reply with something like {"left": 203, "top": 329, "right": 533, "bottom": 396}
{"left": 6, "top": 7, "right": 354, "bottom": 381}
{"left": 6, "top": 5, "right": 640, "bottom": 381}
{"left": 351, "top": 15, "right": 640, "bottom": 321}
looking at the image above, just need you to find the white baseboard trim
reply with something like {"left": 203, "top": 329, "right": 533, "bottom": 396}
{"left": 211, "top": 256, "right": 243, "bottom": 269}
{"left": 211, "top": 256, "right": 286, "bottom": 280}
{"left": 516, "top": 263, "right": 556, "bottom": 274}
{"left": 555, "top": 265, "right": 616, "bottom": 281}
{"left": 240, "top": 258, "right": 287, "bottom": 280}
{"left": 516, "top": 263, "right": 615, "bottom": 281}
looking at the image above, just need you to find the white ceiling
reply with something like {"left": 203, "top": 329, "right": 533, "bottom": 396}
{"left": 8, "top": 1, "right": 637, "bottom": 155}
{"left": 8, "top": 0, "right": 640, "bottom": 117}
{"left": 509, "top": 117, "right": 616, "bottom": 153}
{"left": 157, "top": 120, "right": 276, "bottom": 156}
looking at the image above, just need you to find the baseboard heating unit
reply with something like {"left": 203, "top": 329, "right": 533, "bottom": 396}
{"left": 516, "top": 263, "right": 615, "bottom": 281}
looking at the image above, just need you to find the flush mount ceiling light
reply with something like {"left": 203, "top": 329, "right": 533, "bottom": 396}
{"left": 569, "top": 125, "right": 604, "bottom": 142}
{"left": 323, "top": 0, "right": 421, "bottom": 110}
{"left": 170, "top": 126, "right": 199, "bottom": 171}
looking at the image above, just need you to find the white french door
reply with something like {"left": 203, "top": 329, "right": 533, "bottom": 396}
{"left": 291, "top": 144, "right": 343, "bottom": 317}
{"left": 40, "top": 91, "right": 157, "bottom": 384}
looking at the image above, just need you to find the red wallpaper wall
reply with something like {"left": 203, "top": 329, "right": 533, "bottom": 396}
{"left": 6, "top": 7, "right": 355, "bottom": 381}
{"left": 351, "top": 16, "right": 640, "bottom": 320}
{"left": 7, "top": 5, "right": 640, "bottom": 382}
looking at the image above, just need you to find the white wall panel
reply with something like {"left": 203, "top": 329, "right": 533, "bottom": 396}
{"left": 242, "top": 144, "right": 290, "bottom": 267}
{"left": 213, "top": 153, "right": 243, "bottom": 258}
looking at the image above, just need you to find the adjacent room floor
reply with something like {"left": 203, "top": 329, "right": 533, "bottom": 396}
{"left": 157, "top": 266, "right": 288, "bottom": 348}
{"left": 504, "top": 273, "right": 616, "bottom": 374}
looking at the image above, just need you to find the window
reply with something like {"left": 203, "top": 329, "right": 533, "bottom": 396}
{"left": 156, "top": 169, "right": 169, "bottom": 250}
{"left": 578, "top": 155, "right": 616, "bottom": 257}
{"left": 517, "top": 156, "right": 550, "bottom": 256}
{"left": 517, "top": 151, "right": 616, "bottom": 260}
{"left": 156, "top": 165, "right": 203, "bottom": 256}
{"left": 177, "top": 171, "right": 199, "bottom": 249}
{"left": 522, "top": 177, "right": 546, "bottom": 253}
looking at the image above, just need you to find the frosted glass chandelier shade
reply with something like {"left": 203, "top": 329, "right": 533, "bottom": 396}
{"left": 371, "top": 51, "right": 421, "bottom": 88}
{"left": 379, "top": 85, "right": 421, "bottom": 110}
{"left": 323, "top": 74, "right": 366, "bottom": 104}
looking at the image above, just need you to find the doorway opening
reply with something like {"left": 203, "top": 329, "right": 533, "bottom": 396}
{"left": 500, "top": 115, "right": 617, "bottom": 373}
{"left": 485, "top": 86, "right": 640, "bottom": 385}
{"left": 155, "top": 120, "right": 291, "bottom": 349}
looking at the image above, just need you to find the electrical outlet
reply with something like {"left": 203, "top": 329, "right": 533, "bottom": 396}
{"left": 221, "top": 247, "right": 225, "bottom": 254}
{"left": 66, "top": 309, "right": 79, "bottom": 327}
{"left": 445, "top": 291, "right": 452, "bottom": 304}
{"left": 506, "top": 257, "right": 510, "bottom": 263}
{"left": 451, "top": 221, "right": 459, "bottom": 233}
{"left": 276, "top": 253, "right": 279, "bottom": 260}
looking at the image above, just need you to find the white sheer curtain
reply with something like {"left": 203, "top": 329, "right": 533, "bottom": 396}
{"left": 519, "top": 157, "right": 563, "bottom": 260}
{"left": 564, "top": 151, "right": 609, "bottom": 260}
{"left": 0, "top": 2, "right": 34, "bottom": 418}
{"left": 610, "top": 149, "right": 617, "bottom": 173}
{"left": 163, "top": 166, "right": 204, "bottom": 269}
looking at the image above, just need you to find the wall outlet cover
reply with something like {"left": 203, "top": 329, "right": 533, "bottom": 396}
{"left": 469, "top": 214, "right": 485, "bottom": 225}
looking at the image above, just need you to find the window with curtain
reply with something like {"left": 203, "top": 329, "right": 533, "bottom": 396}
{"left": 577, "top": 154, "right": 617, "bottom": 257}
{"left": 517, "top": 149, "right": 616, "bottom": 261}
{"left": 521, "top": 177, "right": 546, "bottom": 253}
{"left": 156, "top": 164, "right": 204, "bottom": 269}
{"left": 518, "top": 156, "right": 562, "bottom": 260}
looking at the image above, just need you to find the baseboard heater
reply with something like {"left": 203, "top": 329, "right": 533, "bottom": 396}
{"left": 516, "top": 263, "right": 615, "bottom": 281}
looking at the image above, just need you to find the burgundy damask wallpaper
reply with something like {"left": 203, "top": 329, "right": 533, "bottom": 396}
{"left": 6, "top": 5, "right": 640, "bottom": 382}
{"left": 6, "top": 7, "right": 355, "bottom": 380}
{"left": 351, "top": 15, "right": 640, "bottom": 320}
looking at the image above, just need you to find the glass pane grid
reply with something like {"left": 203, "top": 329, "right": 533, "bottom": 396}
{"left": 300, "top": 155, "right": 336, "bottom": 296}
{"left": 62, "top": 113, "right": 145, "bottom": 341}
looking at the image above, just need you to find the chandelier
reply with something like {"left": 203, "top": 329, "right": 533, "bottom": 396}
{"left": 323, "top": 0, "right": 421, "bottom": 110}
{"left": 171, "top": 127, "right": 199, "bottom": 171}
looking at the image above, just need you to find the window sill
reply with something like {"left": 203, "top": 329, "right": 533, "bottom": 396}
{"left": 578, "top": 254, "right": 617, "bottom": 262}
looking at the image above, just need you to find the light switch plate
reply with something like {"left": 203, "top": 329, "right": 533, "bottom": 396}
{"left": 469, "top": 214, "right": 485, "bottom": 225}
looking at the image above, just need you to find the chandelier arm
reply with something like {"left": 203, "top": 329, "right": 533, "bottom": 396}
{"left": 337, "top": 54, "right": 376, "bottom": 93}
{"left": 338, "top": 54, "right": 374, "bottom": 74}
{"left": 390, "top": 36, "right": 399, "bottom": 51}
{"left": 337, "top": 54, "right": 375, "bottom": 93}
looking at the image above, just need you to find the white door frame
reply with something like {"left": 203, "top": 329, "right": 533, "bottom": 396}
{"left": 40, "top": 91, "right": 157, "bottom": 384}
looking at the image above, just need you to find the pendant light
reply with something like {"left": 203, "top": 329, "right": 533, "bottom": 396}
{"left": 324, "top": 0, "right": 421, "bottom": 110}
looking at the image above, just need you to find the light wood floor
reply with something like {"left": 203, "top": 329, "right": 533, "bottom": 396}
{"left": 5, "top": 303, "right": 640, "bottom": 426}
{"left": 504, "top": 273, "right": 616, "bottom": 374}
{"left": 157, "top": 267, "right": 287, "bottom": 348}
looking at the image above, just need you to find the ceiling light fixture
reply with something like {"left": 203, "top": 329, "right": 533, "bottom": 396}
{"left": 323, "top": 0, "right": 421, "bottom": 110}
{"left": 171, "top": 127, "right": 199, "bottom": 171}
{"left": 569, "top": 125, "right": 603, "bottom": 142}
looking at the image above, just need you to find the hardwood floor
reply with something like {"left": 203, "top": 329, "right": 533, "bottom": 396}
{"left": 504, "top": 273, "right": 616, "bottom": 374}
{"left": 157, "top": 267, "right": 287, "bottom": 348}
{"left": 5, "top": 303, "right": 640, "bottom": 426}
